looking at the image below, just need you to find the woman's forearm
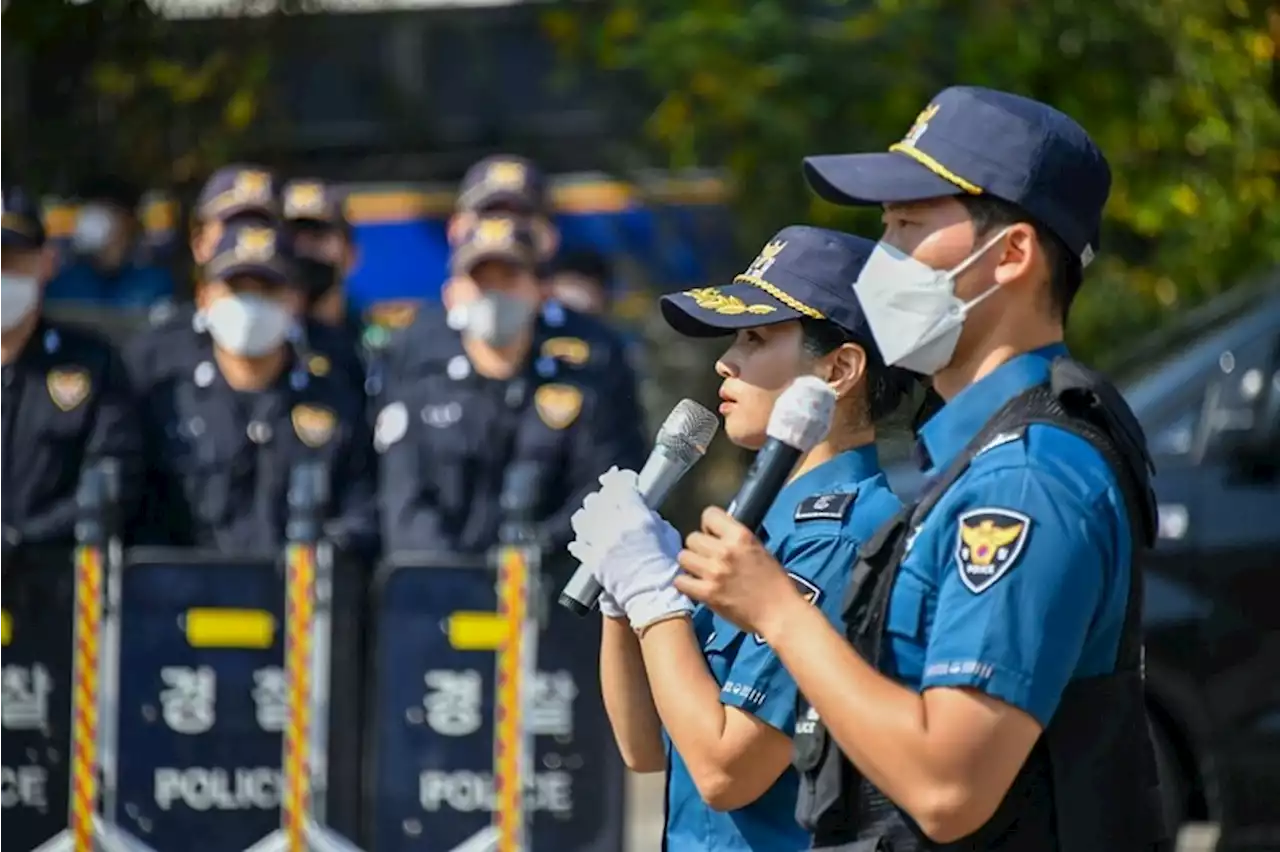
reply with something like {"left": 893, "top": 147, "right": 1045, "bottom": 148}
{"left": 600, "top": 616, "right": 666, "bottom": 772}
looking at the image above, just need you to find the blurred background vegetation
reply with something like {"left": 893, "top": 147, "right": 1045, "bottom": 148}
{"left": 3, "top": 0, "right": 1278, "bottom": 513}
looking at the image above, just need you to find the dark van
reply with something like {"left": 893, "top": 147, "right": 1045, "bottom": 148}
{"left": 887, "top": 283, "right": 1280, "bottom": 848}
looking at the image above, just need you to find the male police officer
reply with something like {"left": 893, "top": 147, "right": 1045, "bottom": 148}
{"left": 443, "top": 155, "right": 644, "bottom": 385}
{"left": 2, "top": 186, "right": 142, "bottom": 551}
{"left": 376, "top": 214, "right": 647, "bottom": 561}
{"left": 45, "top": 175, "right": 175, "bottom": 310}
{"left": 130, "top": 221, "right": 378, "bottom": 556}
{"left": 674, "top": 87, "right": 1166, "bottom": 851}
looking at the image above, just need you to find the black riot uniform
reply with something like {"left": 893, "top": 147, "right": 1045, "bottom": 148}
{"left": 376, "top": 217, "right": 648, "bottom": 562}
{"left": 1, "top": 186, "right": 142, "bottom": 551}
{"left": 126, "top": 221, "right": 378, "bottom": 556}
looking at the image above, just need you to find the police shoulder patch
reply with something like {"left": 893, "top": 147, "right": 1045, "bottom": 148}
{"left": 47, "top": 367, "right": 92, "bottom": 412}
{"left": 541, "top": 336, "right": 591, "bottom": 367}
{"left": 291, "top": 404, "right": 336, "bottom": 448}
{"left": 755, "top": 572, "right": 823, "bottom": 644}
{"left": 534, "top": 383, "right": 583, "bottom": 430}
{"left": 954, "top": 507, "right": 1032, "bottom": 594}
{"left": 794, "top": 491, "right": 856, "bottom": 523}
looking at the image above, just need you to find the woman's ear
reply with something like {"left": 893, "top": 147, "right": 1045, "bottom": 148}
{"left": 824, "top": 342, "right": 867, "bottom": 401}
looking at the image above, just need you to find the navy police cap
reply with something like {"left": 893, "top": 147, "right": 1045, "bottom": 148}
{"left": 197, "top": 164, "right": 279, "bottom": 221}
{"left": 451, "top": 215, "right": 539, "bottom": 275}
{"left": 204, "top": 221, "right": 294, "bottom": 285}
{"left": 2, "top": 186, "right": 47, "bottom": 249}
{"left": 282, "top": 178, "right": 348, "bottom": 230}
{"left": 661, "top": 225, "right": 880, "bottom": 346}
{"left": 456, "top": 155, "right": 547, "bottom": 215}
{"left": 804, "top": 86, "right": 1111, "bottom": 267}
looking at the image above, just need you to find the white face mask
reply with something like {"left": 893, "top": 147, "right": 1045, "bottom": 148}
{"left": 205, "top": 293, "right": 292, "bottom": 357}
{"left": 447, "top": 291, "right": 537, "bottom": 348}
{"left": 852, "top": 227, "right": 1012, "bottom": 375}
{"left": 71, "top": 204, "right": 119, "bottom": 255}
{"left": 2, "top": 273, "right": 40, "bottom": 331}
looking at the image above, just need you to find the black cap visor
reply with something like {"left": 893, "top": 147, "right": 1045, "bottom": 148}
{"left": 659, "top": 282, "right": 803, "bottom": 338}
{"left": 803, "top": 151, "right": 966, "bottom": 206}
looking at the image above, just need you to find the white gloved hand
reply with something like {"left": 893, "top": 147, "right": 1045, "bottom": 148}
{"left": 597, "top": 590, "right": 626, "bottom": 620}
{"left": 568, "top": 468, "right": 691, "bottom": 631}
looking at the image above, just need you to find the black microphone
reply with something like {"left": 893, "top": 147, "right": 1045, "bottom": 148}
{"left": 726, "top": 376, "right": 837, "bottom": 531}
{"left": 558, "top": 399, "right": 720, "bottom": 616}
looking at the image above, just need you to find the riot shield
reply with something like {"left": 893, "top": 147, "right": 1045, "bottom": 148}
{"left": 364, "top": 552, "right": 625, "bottom": 852}
{"left": 109, "top": 548, "right": 365, "bottom": 852}
{"left": 1, "top": 548, "right": 76, "bottom": 850}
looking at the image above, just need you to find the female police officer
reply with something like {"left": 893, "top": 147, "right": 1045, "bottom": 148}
{"left": 674, "top": 87, "right": 1166, "bottom": 851}
{"left": 568, "top": 226, "right": 912, "bottom": 850}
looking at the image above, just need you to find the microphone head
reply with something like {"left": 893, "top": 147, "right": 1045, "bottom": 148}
{"left": 655, "top": 399, "right": 721, "bottom": 462}
{"left": 768, "top": 376, "right": 836, "bottom": 452}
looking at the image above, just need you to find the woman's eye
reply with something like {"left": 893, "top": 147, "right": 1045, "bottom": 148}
{"left": 743, "top": 330, "right": 764, "bottom": 345}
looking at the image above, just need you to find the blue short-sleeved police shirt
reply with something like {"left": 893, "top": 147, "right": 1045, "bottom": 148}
{"left": 883, "top": 344, "right": 1133, "bottom": 726}
{"left": 665, "top": 445, "right": 902, "bottom": 851}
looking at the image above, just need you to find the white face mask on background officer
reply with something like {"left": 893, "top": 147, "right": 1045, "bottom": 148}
{"left": 200, "top": 279, "right": 299, "bottom": 357}
{"left": 71, "top": 201, "right": 135, "bottom": 274}
{"left": 0, "top": 189, "right": 56, "bottom": 335}
{"left": 443, "top": 217, "right": 543, "bottom": 351}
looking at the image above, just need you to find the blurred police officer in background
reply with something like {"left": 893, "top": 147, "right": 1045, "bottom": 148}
{"left": 376, "top": 214, "right": 646, "bottom": 562}
{"left": 45, "top": 175, "right": 174, "bottom": 310}
{"left": 378, "top": 153, "right": 645, "bottom": 404}
{"left": 280, "top": 178, "right": 373, "bottom": 392}
{"left": 281, "top": 178, "right": 360, "bottom": 334}
{"left": 547, "top": 248, "right": 613, "bottom": 317}
{"left": 130, "top": 220, "right": 378, "bottom": 557}
{"left": 2, "top": 185, "right": 142, "bottom": 554}
{"left": 675, "top": 87, "right": 1166, "bottom": 851}
{"left": 571, "top": 227, "right": 911, "bottom": 851}
{"left": 141, "top": 166, "right": 366, "bottom": 398}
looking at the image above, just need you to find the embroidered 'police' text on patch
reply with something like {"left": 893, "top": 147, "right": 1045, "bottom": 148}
{"left": 794, "top": 492, "right": 855, "bottom": 522}
{"left": 954, "top": 507, "right": 1032, "bottom": 594}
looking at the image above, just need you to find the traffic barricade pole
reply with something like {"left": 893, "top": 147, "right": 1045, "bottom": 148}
{"left": 447, "top": 462, "right": 547, "bottom": 852}
{"left": 242, "top": 461, "right": 366, "bottom": 852}
{"left": 34, "top": 458, "right": 161, "bottom": 852}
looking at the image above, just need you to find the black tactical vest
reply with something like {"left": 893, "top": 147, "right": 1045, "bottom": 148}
{"left": 793, "top": 359, "right": 1172, "bottom": 852}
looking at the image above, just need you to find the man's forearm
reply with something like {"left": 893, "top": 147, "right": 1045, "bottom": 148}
{"left": 599, "top": 617, "right": 665, "bottom": 772}
{"left": 762, "top": 598, "right": 949, "bottom": 816}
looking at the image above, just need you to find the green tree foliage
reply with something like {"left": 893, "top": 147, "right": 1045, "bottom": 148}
{"left": 547, "top": 0, "right": 1280, "bottom": 365}
{"left": 2, "top": 0, "right": 278, "bottom": 192}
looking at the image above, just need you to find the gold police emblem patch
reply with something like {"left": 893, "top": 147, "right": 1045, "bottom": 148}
{"left": 291, "top": 405, "right": 336, "bottom": 448}
{"left": 901, "top": 103, "right": 940, "bottom": 147}
{"left": 485, "top": 161, "right": 527, "bottom": 190}
{"left": 684, "top": 287, "right": 776, "bottom": 317}
{"left": 234, "top": 227, "right": 276, "bottom": 261}
{"left": 232, "top": 170, "right": 271, "bottom": 204}
{"left": 47, "top": 368, "right": 91, "bottom": 412}
{"left": 955, "top": 508, "right": 1032, "bottom": 594}
{"left": 473, "top": 218, "right": 515, "bottom": 248}
{"left": 284, "top": 182, "right": 326, "bottom": 218}
{"left": 534, "top": 384, "right": 583, "bottom": 431}
{"left": 541, "top": 337, "right": 591, "bottom": 367}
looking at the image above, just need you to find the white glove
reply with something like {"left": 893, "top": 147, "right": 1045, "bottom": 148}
{"left": 568, "top": 469, "right": 692, "bottom": 631}
{"left": 597, "top": 590, "right": 626, "bottom": 620}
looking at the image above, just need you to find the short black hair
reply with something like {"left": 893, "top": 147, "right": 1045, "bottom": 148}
{"left": 957, "top": 195, "right": 1081, "bottom": 323}
{"left": 798, "top": 317, "right": 912, "bottom": 422}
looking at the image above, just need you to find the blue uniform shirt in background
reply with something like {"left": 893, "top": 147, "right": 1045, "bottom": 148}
{"left": 883, "top": 343, "right": 1133, "bottom": 726}
{"left": 46, "top": 259, "right": 175, "bottom": 309}
{"left": 665, "top": 445, "right": 902, "bottom": 851}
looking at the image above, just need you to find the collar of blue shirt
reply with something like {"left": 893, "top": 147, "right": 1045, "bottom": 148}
{"left": 761, "top": 442, "right": 882, "bottom": 538}
{"left": 917, "top": 342, "right": 1069, "bottom": 473}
